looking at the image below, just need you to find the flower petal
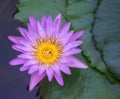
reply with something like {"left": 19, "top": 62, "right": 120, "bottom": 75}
{"left": 29, "top": 15, "right": 38, "bottom": 34}
{"left": 38, "top": 66, "right": 46, "bottom": 75}
{"left": 8, "top": 36, "right": 23, "bottom": 44}
{"left": 41, "top": 14, "right": 47, "bottom": 32}
{"left": 59, "top": 22, "right": 71, "bottom": 37}
{"left": 28, "top": 65, "right": 39, "bottom": 74}
{"left": 60, "top": 64, "right": 71, "bottom": 75}
{"left": 63, "top": 48, "right": 82, "bottom": 56}
{"left": 53, "top": 13, "right": 62, "bottom": 36}
{"left": 60, "top": 31, "right": 73, "bottom": 45}
{"left": 54, "top": 71, "right": 64, "bottom": 86}
{"left": 20, "top": 65, "right": 31, "bottom": 71}
{"left": 69, "top": 30, "right": 84, "bottom": 42}
{"left": 18, "top": 53, "right": 33, "bottom": 59}
{"left": 13, "top": 45, "right": 33, "bottom": 52}
{"left": 46, "top": 67, "right": 54, "bottom": 82}
{"left": 29, "top": 71, "right": 46, "bottom": 91}
{"left": 19, "top": 39, "right": 34, "bottom": 49}
{"left": 60, "top": 56, "right": 74, "bottom": 65}
{"left": 24, "top": 31, "right": 36, "bottom": 43}
{"left": 64, "top": 40, "right": 83, "bottom": 52}
{"left": 68, "top": 56, "right": 88, "bottom": 69}
{"left": 46, "top": 15, "right": 53, "bottom": 36}
{"left": 18, "top": 27, "right": 29, "bottom": 39}
{"left": 52, "top": 65, "right": 61, "bottom": 76}
{"left": 12, "top": 45, "right": 25, "bottom": 52}
{"left": 24, "top": 60, "right": 37, "bottom": 66}
{"left": 37, "top": 20, "right": 46, "bottom": 37}
{"left": 9, "top": 58, "right": 27, "bottom": 66}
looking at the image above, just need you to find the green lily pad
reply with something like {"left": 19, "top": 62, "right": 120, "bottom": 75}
{"left": 49, "top": 68, "right": 120, "bottom": 99}
{"left": 66, "top": 0, "right": 117, "bottom": 82}
{"left": 15, "top": 0, "right": 66, "bottom": 23}
{"left": 93, "top": 0, "right": 120, "bottom": 80}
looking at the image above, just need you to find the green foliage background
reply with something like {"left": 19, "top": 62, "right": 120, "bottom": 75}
{"left": 15, "top": 0, "right": 120, "bottom": 99}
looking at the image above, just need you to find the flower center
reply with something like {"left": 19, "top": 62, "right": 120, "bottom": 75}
{"left": 34, "top": 37, "right": 63, "bottom": 66}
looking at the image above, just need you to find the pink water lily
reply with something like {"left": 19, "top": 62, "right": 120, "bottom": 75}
{"left": 8, "top": 13, "right": 87, "bottom": 91}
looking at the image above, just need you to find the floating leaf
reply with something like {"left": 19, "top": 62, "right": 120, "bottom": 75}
{"left": 49, "top": 68, "right": 120, "bottom": 99}
{"left": 66, "top": 0, "right": 116, "bottom": 82}
{"left": 15, "top": 0, "right": 66, "bottom": 23}
{"left": 93, "top": 0, "right": 120, "bottom": 80}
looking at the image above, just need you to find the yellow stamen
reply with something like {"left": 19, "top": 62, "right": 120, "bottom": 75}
{"left": 33, "top": 37, "right": 63, "bottom": 66}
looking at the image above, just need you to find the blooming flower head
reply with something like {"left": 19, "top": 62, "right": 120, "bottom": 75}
{"left": 8, "top": 13, "right": 87, "bottom": 91}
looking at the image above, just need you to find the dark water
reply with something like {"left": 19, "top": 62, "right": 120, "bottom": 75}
{"left": 0, "top": 0, "right": 40, "bottom": 99}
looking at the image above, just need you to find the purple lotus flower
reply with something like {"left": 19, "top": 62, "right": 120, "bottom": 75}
{"left": 8, "top": 13, "right": 87, "bottom": 91}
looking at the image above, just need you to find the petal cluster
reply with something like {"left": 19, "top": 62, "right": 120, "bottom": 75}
{"left": 8, "top": 13, "right": 87, "bottom": 91}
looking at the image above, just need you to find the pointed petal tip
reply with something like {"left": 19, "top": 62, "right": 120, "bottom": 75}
{"left": 9, "top": 58, "right": 27, "bottom": 66}
{"left": 29, "top": 80, "right": 36, "bottom": 92}
{"left": 9, "top": 60, "right": 15, "bottom": 66}
{"left": 29, "top": 15, "right": 34, "bottom": 19}
{"left": 80, "top": 30, "right": 85, "bottom": 33}
{"left": 58, "top": 13, "right": 62, "bottom": 16}
{"left": 29, "top": 72, "right": 46, "bottom": 92}
{"left": 74, "top": 59, "right": 88, "bottom": 69}
{"left": 56, "top": 76, "right": 64, "bottom": 86}
{"left": 9, "top": 59, "right": 18, "bottom": 66}
{"left": 29, "top": 88, "right": 32, "bottom": 92}
{"left": 77, "top": 61, "right": 88, "bottom": 69}
{"left": 54, "top": 71, "right": 64, "bottom": 86}
{"left": 79, "top": 30, "right": 85, "bottom": 36}
{"left": 68, "top": 22, "right": 71, "bottom": 26}
{"left": 80, "top": 63, "right": 88, "bottom": 69}
{"left": 41, "top": 14, "right": 47, "bottom": 19}
{"left": 46, "top": 68, "right": 54, "bottom": 82}
{"left": 18, "top": 27, "right": 22, "bottom": 31}
{"left": 29, "top": 15, "right": 37, "bottom": 24}
{"left": 60, "top": 64, "right": 71, "bottom": 75}
{"left": 59, "top": 77, "right": 64, "bottom": 86}
{"left": 76, "top": 30, "right": 85, "bottom": 37}
{"left": 29, "top": 84, "right": 34, "bottom": 92}
{"left": 48, "top": 76, "right": 53, "bottom": 82}
{"left": 19, "top": 66, "right": 25, "bottom": 72}
{"left": 80, "top": 40, "right": 84, "bottom": 45}
{"left": 64, "top": 71, "right": 71, "bottom": 75}
{"left": 68, "top": 56, "right": 88, "bottom": 69}
{"left": 48, "top": 15, "right": 52, "bottom": 18}
{"left": 8, "top": 36, "right": 21, "bottom": 44}
{"left": 64, "top": 22, "right": 71, "bottom": 28}
{"left": 54, "top": 13, "right": 62, "bottom": 25}
{"left": 8, "top": 35, "right": 12, "bottom": 40}
{"left": 59, "top": 82, "right": 64, "bottom": 86}
{"left": 56, "top": 13, "right": 62, "bottom": 18}
{"left": 18, "top": 27, "right": 27, "bottom": 33}
{"left": 8, "top": 35, "right": 15, "bottom": 40}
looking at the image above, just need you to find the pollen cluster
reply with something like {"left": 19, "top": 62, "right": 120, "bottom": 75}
{"left": 34, "top": 37, "right": 63, "bottom": 66}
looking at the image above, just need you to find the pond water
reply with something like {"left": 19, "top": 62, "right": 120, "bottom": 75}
{"left": 0, "top": 0, "right": 40, "bottom": 99}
